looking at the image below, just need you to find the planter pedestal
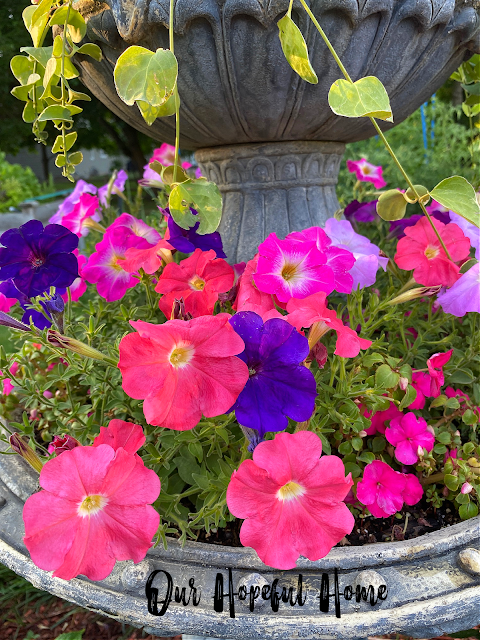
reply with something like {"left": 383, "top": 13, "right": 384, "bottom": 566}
{"left": 195, "top": 141, "right": 344, "bottom": 263}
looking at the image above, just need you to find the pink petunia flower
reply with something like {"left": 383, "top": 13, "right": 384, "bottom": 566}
{"left": 288, "top": 227, "right": 355, "bottom": 294}
{"left": 121, "top": 238, "right": 174, "bottom": 275}
{"left": 50, "top": 179, "right": 97, "bottom": 225}
{"left": 48, "top": 434, "right": 80, "bottom": 455}
{"left": 409, "top": 350, "right": 453, "bottom": 409}
{"left": 0, "top": 291, "right": 17, "bottom": 312}
{"left": 156, "top": 249, "right": 234, "bottom": 319}
{"left": 233, "top": 254, "right": 279, "bottom": 320}
{"left": 83, "top": 227, "right": 151, "bottom": 302}
{"left": 226, "top": 431, "right": 354, "bottom": 569}
{"left": 61, "top": 250, "right": 87, "bottom": 303}
{"left": 286, "top": 292, "right": 372, "bottom": 358}
{"left": 364, "top": 401, "right": 403, "bottom": 436}
{"left": 118, "top": 314, "right": 249, "bottom": 430}
{"left": 253, "top": 233, "right": 335, "bottom": 303}
{"left": 324, "top": 219, "right": 388, "bottom": 289}
{"left": 356, "top": 460, "right": 423, "bottom": 518}
{"left": 61, "top": 194, "right": 102, "bottom": 237}
{"left": 394, "top": 217, "right": 470, "bottom": 287}
{"left": 140, "top": 144, "right": 192, "bottom": 188}
{"left": 93, "top": 419, "right": 145, "bottom": 455}
{"left": 2, "top": 361, "right": 19, "bottom": 396}
{"left": 346, "top": 158, "right": 387, "bottom": 189}
{"left": 23, "top": 443, "right": 160, "bottom": 581}
{"left": 385, "top": 412, "right": 434, "bottom": 465}
{"left": 108, "top": 213, "right": 161, "bottom": 246}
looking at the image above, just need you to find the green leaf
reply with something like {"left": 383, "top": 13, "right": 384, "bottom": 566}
{"left": 404, "top": 184, "right": 430, "bottom": 204}
{"left": 351, "top": 436, "right": 363, "bottom": 451}
{"left": 23, "top": 5, "right": 37, "bottom": 33}
{"left": 50, "top": 6, "right": 87, "bottom": 43}
{"left": 328, "top": 76, "right": 393, "bottom": 122}
{"left": 69, "top": 151, "right": 84, "bottom": 166}
{"left": 29, "top": 0, "right": 54, "bottom": 47}
{"left": 445, "top": 397, "right": 460, "bottom": 410}
{"left": 448, "top": 368, "right": 474, "bottom": 384}
{"left": 10, "top": 56, "right": 34, "bottom": 85}
{"left": 191, "top": 472, "right": 209, "bottom": 490}
{"left": 338, "top": 441, "right": 352, "bottom": 455}
{"left": 444, "top": 474, "right": 459, "bottom": 491}
{"left": 399, "top": 384, "right": 417, "bottom": 410}
{"left": 430, "top": 394, "right": 447, "bottom": 409}
{"left": 462, "top": 409, "right": 478, "bottom": 426}
{"left": 52, "top": 132, "right": 77, "bottom": 153}
{"left": 455, "top": 493, "right": 470, "bottom": 504}
{"left": 137, "top": 94, "right": 176, "bottom": 125}
{"left": 169, "top": 179, "right": 223, "bottom": 234}
{"left": 20, "top": 46, "right": 53, "bottom": 68}
{"left": 357, "top": 451, "right": 375, "bottom": 464}
{"left": 173, "top": 454, "right": 201, "bottom": 485}
{"left": 344, "top": 462, "right": 362, "bottom": 478}
{"left": 376, "top": 189, "right": 407, "bottom": 221}
{"left": 75, "top": 43, "right": 103, "bottom": 62}
{"left": 277, "top": 15, "right": 318, "bottom": 85}
{"left": 463, "top": 442, "right": 476, "bottom": 455}
{"left": 375, "top": 364, "right": 400, "bottom": 389}
{"left": 114, "top": 46, "right": 178, "bottom": 107}
{"left": 372, "top": 436, "right": 386, "bottom": 452}
{"left": 462, "top": 83, "right": 480, "bottom": 96}
{"left": 23, "top": 101, "right": 36, "bottom": 123}
{"left": 430, "top": 176, "right": 480, "bottom": 228}
{"left": 437, "top": 431, "right": 452, "bottom": 444}
{"left": 362, "top": 354, "right": 384, "bottom": 367}
{"left": 459, "top": 501, "right": 478, "bottom": 520}
{"left": 38, "top": 105, "right": 72, "bottom": 122}
{"left": 55, "top": 632, "right": 85, "bottom": 640}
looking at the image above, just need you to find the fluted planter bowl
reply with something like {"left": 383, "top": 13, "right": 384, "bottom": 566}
{"left": 1, "top": 446, "right": 480, "bottom": 639}
{"left": 73, "top": 0, "right": 480, "bottom": 261}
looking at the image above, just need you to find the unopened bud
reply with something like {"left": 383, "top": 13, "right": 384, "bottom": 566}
{"left": 461, "top": 482, "right": 473, "bottom": 495}
{"left": 442, "top": 485, "right": 449, "bottom": 497}
{"left": 389, "top": 286, "right": 442, "bottom": 306}
{"left": 427, "top": 424, "right": 435, "bottom": 435}
{"left": 171, "top": 298, "right": 193, "bottom": 321}
{"left": 399, "top": 377, "right": 408, "bottom": 391}
{"left": 358, "top": 430, "right": 368, "bottom": 438}
{"left": 9, "top": 433, "right": 43, "bottom": 474}
{"left": 417, "top": 445, "right": 425, "bottom": 458}
{"left": 48, "top": 434, "right": 80, "bottom": 456}
{"left": 47, "top": 330, "right": 118, "bottom": 366}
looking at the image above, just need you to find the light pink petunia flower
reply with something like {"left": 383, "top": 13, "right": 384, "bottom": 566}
{"left": 226, "top": 431, "right": 354, "bottom": 569}
{"left": 61, "top": 194, "right": 102, "bottom": 238}
{"left": 385, "top": 412, "right": 434, "bottom": 465}
{"left": 253, "top": 233, "right": 334, "bottom": 303}
{"left": 82, "top": 227, "right": 150, "bottom": 302}
{"left": 23, "top": 443, "right": 160, "bottom": 581}
{"left": 346, "top": 158, "right": 387, "bottom": 189}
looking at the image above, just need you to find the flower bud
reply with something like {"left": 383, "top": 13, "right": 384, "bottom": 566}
{"left": 48, "top": 434, "right": 80, "bottom": 456}
{"left": 461, "top": 482, "right": 473, "bottom": 495}
{"left": 398, "top": 377, "right": 409, "bottom": 391}
{"left": 389, "top": 285, "right": 442, "bottom": 306}
{"left": 417, "top": 445, "right": 425, "bottom": 458}
{"left": 171, "top": 298, "right": 193, "bottom": 321}
{"left": 358, "top": 430, "right": 368, "bottom": 438}
{"left": 9, "top": 433, "right": 43, "bottom": 474}
{"left": 47, "top": 330, "right": 118, "bottom": 366}
{"left": 442, "top": 485, "right": 449, "bottom": 497}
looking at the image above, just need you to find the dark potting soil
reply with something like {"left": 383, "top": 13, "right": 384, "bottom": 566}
{"left": 194, "top": 498, "right": 461, "bottom": 548}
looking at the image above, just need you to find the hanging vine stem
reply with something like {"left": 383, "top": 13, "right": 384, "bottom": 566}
{"left": 169, "top": 0, "right": 181, "bottom": 184}
{"left": 60, "top": 0, "right": 73, "bottom": 178}
{"left": 297, "top": 0, "right": 453, "bottom": 261}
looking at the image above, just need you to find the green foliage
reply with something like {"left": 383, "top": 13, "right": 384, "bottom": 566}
{"left": 277, "top": 14, "right": 318, "bottom": 84}
{"left": 328, "top": 76, "right": 393, "bottom": 122}
{"left": 0, "top": 151, "right": 41, "bottom": 209}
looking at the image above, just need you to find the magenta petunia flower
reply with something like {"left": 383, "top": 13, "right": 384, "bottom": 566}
{"left": 82, "top": 227, "right": 150, "bottom": 302}
{"left": 288, "top": 227, "right": 355, "bottom": 294}
{"left": 61, "top": 193, "right": 102, "bottom": 238}
{"left": 61, "top": 250, "right": 87, "bottom": 303}
{"left": 253, "top": 233, "right": 334, "bottom": 303}
{"left": 23, "top": 443, "right": 160, "bottom": 581}
{"left": 286, "top": 292, "right": 372, "bottom": 358}
{"left": 50, "top": 179, "right": 97, "bottom": 225}
{"left": 437, "top": 262, "right": 480, "bottom": 317}
{"left": 409, "top": 350, "right": 453, "bottom": 410}
{"left": 346, "top": 158, "right": 387, "bottom": 189}
{"left": 385, "top": 412, "right": 434, "bottom": 465}
{"left": 226, "top": 431, "right": 354, "bottom": 569}
{"left": 140, "top": 144, "right": 192, "bottom": 188}
{"left": 0, "top": 290, "right": 17, "bottom": 312}
{"left": 356, "top": 460, "right": 423, "bottom": 518}
{"left": 364, "top": 401, "right": 403, "bottom": 436}
{"left": 324, "top": 218, "right": 388, "bottom": 289}
{"left": 108, "top": 213, "right": 161, "bottom": 246}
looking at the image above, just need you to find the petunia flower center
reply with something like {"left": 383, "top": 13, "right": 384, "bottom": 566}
{"left": 362, "top": 166, "right": 372, "bottom": 175}
{"left": 109, "top": 254, "right": 124, "bottom": 271}
{"left": 424, "top": 245, "right": 439, "bottom": 260}
{"left": 78, "top": 494, "right": 108, "bottom": 517}
{"left": 281, "top": 262, "right": 299, "bottom": 282}
{"left": 189, "top": 275, "right": 206, "bottom": 291}
{"left": 28, "top": 252, "right": 45, "bottom": 269}
{"left": 169, "top": 342, "right": 194, "bottom": 368}
{"left": 277, "top": 481, "right": 305, "bottom": 502}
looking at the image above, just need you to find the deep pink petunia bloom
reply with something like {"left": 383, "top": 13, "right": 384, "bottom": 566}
{"left": 288, "top": 227, "right": 355, "bottom": 294}
{"left": 324, "top": 219, "right": 388, "bottom": 289}
{"left": 23, "top": 444, "right": 160, "bottom": 581}
{"left": 83, "top": 227, "right": 150, "bottom": 302}
{"left": 108, "top": 213, "right": 161, "bottom": 246}
{"left": 385, "top": 412, "right": 434, "bottom": 465}
{"left": 50, "top": 179, "right": 97, "bottom": 225}
{"left": 93, "top": 419, "right": 145, "bottom": 455}
{"left": 394, "top": 217, "right": 470, "bottom": 287}
{"left": 409, "top": 349, "right": 453, "bottom": 410}
{"left": 286, "top": 292, "right": 372, "bottom": 358}
{"left": 346, "top": 158, "right": 387, "bottom": 189}
{"left": 226, "top": 431, "right": 354, "bottom": 569}
{"left": 118, "top": 314, "right": 249, "bottom": 430}
{"left": 61, "top": 250, "right": 87, "bottom": 303}
{"left": 156, "top": 249, "right": 234, "bottom": 319}
{"left": 61, "top": 194, "right": 102, "bottom": 238}
{"left": 253, "top": 233, "right": 334, "bottom": 303}
{"left": 364, "top": 401, "right": 404, "bottom": 436}
{"left": 356, "top": 460, "right": 423, "bottom": 517}
{"left": 233, "top": 254, "right": 279, "bottom": 320}
{"left": 1, "top": 361, "right": 19, "bottom": 396}
{"left": 0, "top": 290, "right": 17, "bottom": 312}
{"left": 48, "top": 434, "right": 80, "bottom": 455}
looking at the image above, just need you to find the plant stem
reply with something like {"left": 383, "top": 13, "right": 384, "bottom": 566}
{"left": 169, "top": 0, "right": 181, "bottom": 184}
{"left": 60, "top": 0, "right": 73, "bottom": 177}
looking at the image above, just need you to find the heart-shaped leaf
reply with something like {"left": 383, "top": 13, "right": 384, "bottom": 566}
{"left": 430, "top": 176, "right": 480, "bottom": 228}
{"left": 328, "top": 76, "right": 393, "bottom": 122}
{"left": 10, "top": 56, "right": 34, "bottom": 85}
{"left": 38, "top": 105, "right": 72, "bottom": 122}
{"left": 377, "top": 189, "right": 407, "bottom": 221}
{"left": 75, "top": 43, "right": 103, "bottom": 62}
{"left": 50, "top": 6, "right": 87, "bottom": 43}
{"left": 137, "top": 92, "right": 176, "bottom": 125}
{"left": 277, "top": 14, "right": 318, "bottom": 85}
{"left": 114, "top": 46, "right": 178, "bottom": 107}
{"left": 169, "top": 179, "right": 223, "bottom": 234}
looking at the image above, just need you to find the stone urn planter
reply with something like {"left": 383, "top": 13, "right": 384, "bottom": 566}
{"left": 74, "top": 0, "right": 480, "bottom": 262}
{"left": 1, "top": 439, "right": 480, "bottom": 639}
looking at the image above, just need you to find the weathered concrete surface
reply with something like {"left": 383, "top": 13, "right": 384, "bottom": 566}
{"left": 0, "top": 442, "right": 479, "bottom": 640}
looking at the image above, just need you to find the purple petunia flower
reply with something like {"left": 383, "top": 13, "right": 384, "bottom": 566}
{"left": 161, "top": 208, "right": 226, "bottom": 258}
{"left": 344, "top": 200, "right": 378, "bottom": 223}
{"left": 437, "top": 262, "right": 480, "bottom": 317}
{"left": 0, "top": 280, "right": 53, "bottom": 330}
{"left": 0, "top": 221, "right": 79, "bottom": 298}
{"left": 98, "top": 170, "right": 128, "bottom": 208}
{"left": 449, "top": 212, "right": 480, "bottom": 259}
{"left": 228, "top": 311, "right": 317, "bottom": 436}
